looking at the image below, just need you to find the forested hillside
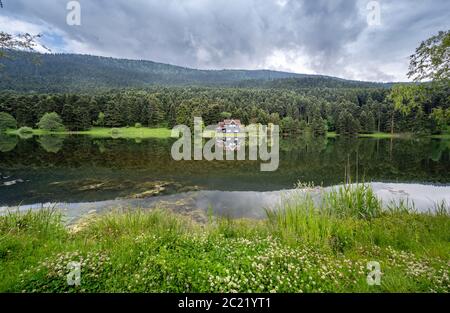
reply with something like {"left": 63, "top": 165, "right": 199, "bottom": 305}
{"left": 1, "top": 84, "right": 448, "bottom": 136}
{"left": 0, "top": 50, "right": 390, "bottom": 92}
{"left": 0, "top": 35, "right": 447, "bottom": 138}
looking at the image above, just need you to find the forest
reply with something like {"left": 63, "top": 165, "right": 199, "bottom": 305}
{"left": 0, "top": 50, "right": 390, "bottom": 92}
{"left": 0, "top": 82, "right": 448, "bottom": 137}
{"left": 0, "top": 31, "right": 448, "bottom": 137}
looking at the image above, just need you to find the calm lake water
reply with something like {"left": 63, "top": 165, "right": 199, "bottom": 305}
{"left": 0, "top": 134, "right": 449, "bottom": 222}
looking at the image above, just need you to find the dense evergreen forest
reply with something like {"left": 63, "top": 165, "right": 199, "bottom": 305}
{"left": 0, "top": 83, "right": 448, "bottom": 136}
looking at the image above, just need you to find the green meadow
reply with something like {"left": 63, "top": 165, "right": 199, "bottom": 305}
{"left": 1, "top": 184, "right": 448, "bottom": 293}
{"left": 6, "top": 127, "right": 172, "bottom": 139}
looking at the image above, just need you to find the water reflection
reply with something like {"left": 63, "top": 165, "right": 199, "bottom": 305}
{"left": 2, "top": 183, "right": 449, "bottom": 225}
{"left": 38, "top": 135, "right": 66, "bottom": 153}
{"left": 0, "top": 134, "right": 449, "bottom": 207}
{"left": 0, "top": 134, "right": 18, "bottom": 153}
{"left": 216, "top": 136, "right": 243, "bottom": 151}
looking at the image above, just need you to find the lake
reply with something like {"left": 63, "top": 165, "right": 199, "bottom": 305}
{"left": 0, "top": 134, "right": 449, "bottom": 223}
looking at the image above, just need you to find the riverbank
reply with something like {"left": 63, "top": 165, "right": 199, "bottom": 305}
{"left": 6, "top": 127, "right": 172, "bottom": 139}
{"left": 329, "top": 131, "right": 450, "bottom": 139}
{"left": 4, "top": 127, "right": 449, "bottom": 140}
{"left": 358, "top": 132, "right": 408, "bottom": 139}
{"left": 1, "top": 185, "right": 448, "bottom": 293}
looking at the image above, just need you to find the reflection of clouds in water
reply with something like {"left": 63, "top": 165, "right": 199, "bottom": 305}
{"left": 1, "top": 179, "right": 24, "bottom": 186}
{"left": 369, "top": 183, "right": 450, "bottom": 211}
{"left": 195, "top": 190, "right": 283, "bottom": 219}
{"left": 2, "top": 183, "right": 450, "bottom": 224}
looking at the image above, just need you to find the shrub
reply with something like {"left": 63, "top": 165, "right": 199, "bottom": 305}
{"left": 134, "top": 123, "right": 142, "bottom": 128}
{"left": 93, "top": 112, "right": 105, "bottom": 127}
{"left": 0, "top": 112, "right": 17, "bottom": 131}
{"left": 17, "top": 127, "right": 34, "bottom": 139}
{"left": 111, "top": 128, "right": 121, "bottom": 138}
{"left": 37, "top": 112, "right": 65, "bottom": 131}
{"left": 18, "top": 127, "right": 33, "bottom": 134}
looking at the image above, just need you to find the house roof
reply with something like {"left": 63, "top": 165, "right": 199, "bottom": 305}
{"left": 218, "top": 119, "right": 241, "bottom": 127}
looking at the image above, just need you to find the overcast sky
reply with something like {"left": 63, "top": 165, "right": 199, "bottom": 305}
{"left": 1, "top": 0, "right": 449, "bottom": 82}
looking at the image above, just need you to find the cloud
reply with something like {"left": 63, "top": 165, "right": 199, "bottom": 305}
{"left": 0, "top": 0, "right": 449, "bottom": 81}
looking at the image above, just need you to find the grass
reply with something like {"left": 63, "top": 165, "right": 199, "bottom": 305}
{"left": 358, "top": 132, "right": 409, "bottom": 139}
{"left": 5, "top": 128, "right": 449, "bottom": 140}
{"left": 328, "top": 131, "right": 450, "bottom": 139}
{"left": 430, "top": 133, "right": 450, "bottom": 140}
{"left": 327, "top": 132, "right": 413, "bottom": 139}
{"left": 0, "top": 184, "right": 449, "bottom": 293}
{"left": 6, "top": 127, "right": 172, "bottom": 139}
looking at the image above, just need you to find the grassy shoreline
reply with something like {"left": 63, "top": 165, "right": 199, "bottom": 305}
{"left": 5, "top": 127, "right": 449, "bottom": 140}
{"left": 1, "top": 184, "right": 448, "bottom": 293}
{"left": 358, "top": 132, "right": 408, "bottom": 139}
{"left": 6, "top": 127, "right": 172, "bottom": 139}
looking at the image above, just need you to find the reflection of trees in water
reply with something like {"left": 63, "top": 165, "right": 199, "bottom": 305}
{"left": 94, "top": 140, "right": 106, "bottom": 153}
{"left": 0, "top": 134, "right": 18, "bottom": 152}
{"left": 38, "top": 135, "right": 65, "bottom": 153}
{"left": 429, "top": 140, "right": 450, "bottom": 162}
{"left": 0, "top": 136, "right": 449, "bottom": 186}
{"left": 279, "top": 136, "right": 449, "bottom": 184}
{"left": 17, "top": 132, "right": 34, "bottom": 140}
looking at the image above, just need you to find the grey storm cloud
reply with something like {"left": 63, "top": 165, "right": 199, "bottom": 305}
{"left": 1, "top": 0, "right": 449, "bottom": 81}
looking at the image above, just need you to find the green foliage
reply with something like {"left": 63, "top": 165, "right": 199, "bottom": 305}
{"left": 408, "top": 30, "right": 450, "bottom": 82}
{"left": 147, "top": 95, "right": 165, "bottom": 126}
{"left": 0, "top": 133, "right": 18, "bottom": 152}
{"left": 37, "top": 112, "right": 65, "bottom": 131}
{"left": 18, "top": 126, "right": 33, "bottom": 134}
{"left": 61, "top": 97, "right": 91, "bottom": 131}
{"left": 336, "top": 110, "right": 360, "bottom": 135}
{"left": 0, "top": 112, "right": 17, "bottom": 131}
{"left": 0, "top": 192, "right": 449, "bottom": 293}
{"left": 17, "top": 126, "right": 34, "bottom": 139}
{"left": 94, "top": 112, "right": 105, "bottom": 127}
{"left": 268, "top": 113, "right": 281, "bottom": 126}
{"left": 134, "top": 122, "right": 142, "bottom": 128}
{"left": 311, "top": 113, "right": 327, "bottom": 136}
{"left": 280, "top": 117, "right": 302, "bottom": 134}
{"left": 430, "top": 107, "right": 450, "bottom": 133}
{"left": 104, "top": 101, "right": 124, "bottom": 127}
{"left": 389, "top": 84, "right": 421, "bottom": 116}
{"left": 38, "top": 135, "right": 65, "bottom": 153}
{"left": 220, "top": 111, "right": 232, "bottom": 119}
{"left": 322, "top": 184, "right": 382, "bottom": 219}
{"left": 0, "top": 32, "right": 447, "bottom": 135}
{"left": 0, "top": 83, "right": 446, "bottom": 136}
{"left": 0, "top": 50, "right": 392, "bottom": 93}
{"left": 111, "top": 128, "right": 120, "bottom": 137}
{"left": 359, "top": 110, "right": 376, "bottom": 133}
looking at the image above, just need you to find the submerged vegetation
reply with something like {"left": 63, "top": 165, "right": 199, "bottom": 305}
{"left": 1, "top": 184, "right": 448, "bottom": 293}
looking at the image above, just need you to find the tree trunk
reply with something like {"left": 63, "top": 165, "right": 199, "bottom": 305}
{"left": 378, "top": 108, "right": 381, "bottom": 132}
{"left": 390, "top": 112, "right": 394, "bottom": 135}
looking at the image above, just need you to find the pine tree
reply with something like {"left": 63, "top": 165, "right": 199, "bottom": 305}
{"left": 337, "top": 110, "right": 360, "bottom": 136}
{"left": 104, "top": 100, "right": 124, "bottom": 127}
{"left": 147, "top": 95, "right": 165, "bottom": 126}
{"left": 359, "top": 110, "right": 375, "bottom": 133}
{"left": 311, "top": 114, "right": 327, "bottom": 136}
